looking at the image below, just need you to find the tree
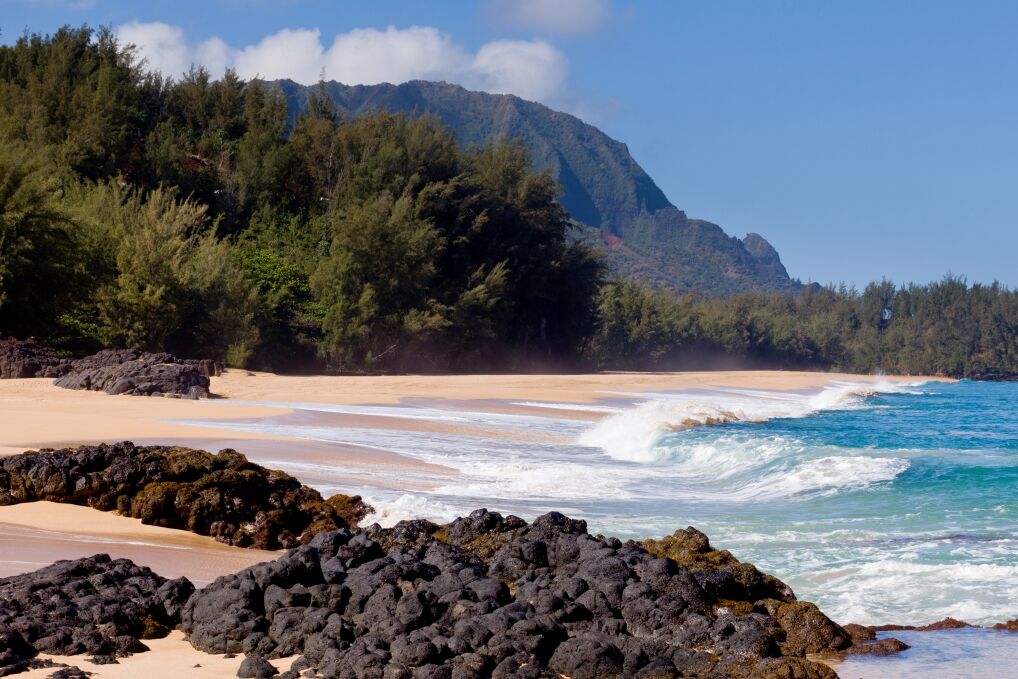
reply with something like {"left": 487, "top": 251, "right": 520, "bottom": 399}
{"left": 0, "top": 145, "right": 80, "bottom": 338}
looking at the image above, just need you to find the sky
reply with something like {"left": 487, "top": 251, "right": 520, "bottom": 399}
{"left": 3, "top": 0, "right": 1017, "bottom": 287}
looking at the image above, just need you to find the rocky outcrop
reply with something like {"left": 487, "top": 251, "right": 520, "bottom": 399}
{"left": 0, "top": 555, "right": 193, "bottom": 674}
{"left": 183, "top": 510, "right": 841, "bottom": 678}
{"left": 869, "top": 616, "right": 975, "bottom": 632}
{"left": 1, "top": 339, "right": 221, "bottom": 398}
{"left": 993, "top": 619, "right": 1018, "bottom": 631}
{"left": 0, "top": 443, "right": 371, "bottom": 549}
{"left": 842, "top": 637, "right": 910, "bottom": 657}
{"left": 53, "top": 349, "right": 213, "bottom": 399}
{"left": 0, "top": 337, "right": 72, "bottom": 379}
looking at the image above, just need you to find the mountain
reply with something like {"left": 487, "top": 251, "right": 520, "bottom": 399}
{"left": 273, "top": 79, "right": 797, "bottom": 295}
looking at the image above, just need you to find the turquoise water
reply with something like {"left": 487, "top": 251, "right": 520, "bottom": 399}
{"left": 645, "top": 381, "right": 1018, "bottom": 626}
{"left": 184, "top": 380, "right": 1017, "bottom": 632}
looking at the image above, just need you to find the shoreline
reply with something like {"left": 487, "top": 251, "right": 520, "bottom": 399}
{"left": 0, "top": 502, "right": 279, "bottom": 586}
{"left": 0, "top": 370, "right": 946, "bottom": 456}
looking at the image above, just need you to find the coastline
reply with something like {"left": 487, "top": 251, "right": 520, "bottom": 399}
{"left": 0, "top": 370, "right": 946, "bottom": 456}
{"left": 0, "top": 371, "right": 1006, "bottom": 679}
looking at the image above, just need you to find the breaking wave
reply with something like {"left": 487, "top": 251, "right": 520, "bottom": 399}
{"left": 576, "top": 380, "right": 925, "bottom": 463}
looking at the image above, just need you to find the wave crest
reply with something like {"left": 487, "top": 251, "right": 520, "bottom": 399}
{"left": 577, "top": 380, "right": 923, "bottom": 463}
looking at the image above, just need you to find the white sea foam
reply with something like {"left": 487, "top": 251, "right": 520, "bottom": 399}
{"left": 432, "top": 459, "right": 640, "bottom": 501}
{"left": 806, "top": 559, "right": 1018, "bottom": 625}
{"left": 576, "top": 381, "right": 924, "bottom": 463}
{"left": 360, "top": 494, "right": 462, "bottom": 528}
{"left": 730, "top": 456, "right": 910, "bottom": 501}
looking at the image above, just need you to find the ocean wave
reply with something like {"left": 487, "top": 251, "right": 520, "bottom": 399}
{"left": 806, "top": 559, "right": 1018, "bottom": 626}
{"left": 433, "top": 459, "right": 640, "bottom": 501}
{"left": 577, "top": 381, "right": 924, "bottom": 463}
{"left": 729, "top": 456, "right": 910, "bottom": 501}
{"left": 360, "top": 493, "right": 462, "bottom": 528}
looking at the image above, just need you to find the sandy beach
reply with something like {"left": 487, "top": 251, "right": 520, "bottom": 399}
{"left": 0, "top": 370, "right": 944, "bottom": 571}
{"left": 17, "top": 630, "right": 296, "bottom": 679}
{"left": 0, "top": 370, "right": 958, "bottom": 677}
{"left": 0, "top": 369, "right": 936, "bottom": 455}
{"left": 0, "top": 502, "right": 279, "bottom": 585}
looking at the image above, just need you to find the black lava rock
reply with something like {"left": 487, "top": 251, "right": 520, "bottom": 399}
{"left": 0, "top": 337, "right": 72, "bottom": 379}
{"left": 53, "top": 349, "right": 212, "bottom": 398}
{"left": 238, "top": 655, "right": 279, "bottom": 678}
{"left": 0, "top": 555, "right": 192, "bottom": 675}
{"left": 183, "top": 509, "right": 841, "bottom": 678}
{"left": 0, "top": 442, "right": 371, "bottom": 549}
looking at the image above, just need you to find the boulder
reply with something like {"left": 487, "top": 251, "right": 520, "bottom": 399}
{"left": 54, "top": 349, "right": 211, "bottom": 398}
{"left": 182, "top": 509, "right": 848, "bottom": 678}
{"left": 0, "top": 555, "right": 192, "bottom": 674}
{"left": 0, "top": 337, "right": 72, "bottom": 379}
{"left": 842, "top": 637, "right": 909, "bottom": 656}
{"left": 0, "top": 443, "right": 371, "bottom": 549}
{"left": 238, "top": 655, "right": 279, "bottom": 678}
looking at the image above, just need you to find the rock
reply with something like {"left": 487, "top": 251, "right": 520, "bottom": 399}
{"left": 842, "top": 623, "right": 875, "bottom": 642}
{"left": 0, "top": 443, "right": 371, "bottom": 549}
{"left": 0, "top": 625, "right": 38, "bottom": 676}
{"left": 181, "top": 509, "right": 846, "bottom": 678}
{"left": 47, "top": 669, "right": 92, "bottom": 679}
{"left": 842, "top": 637, "right": 910, "bottom": 656}
{"left": 0, "top": 555, "right": 191, "bottom": 672}
{"left": 759, "top": 600, "right": 851, "bottom": 655}
{"left": 869, "top": 616, "right": 975, "bottom": 632}
{"left": 0, "top": 337, "right": 223, "bottom": 397}
{"left": 641, "top": 527, "right": 795, "bottom": 603}
{"left": 238, "top": 655, "right": 279, "bottom": 678}
{"left": 0, "top": 337, "right": 72, "bottom": 379}
{"left": 54, "top": 349, "right": 212, "bottom": 398}
{"left": 993, "top": 619, "right": 1018, "bottom": 631}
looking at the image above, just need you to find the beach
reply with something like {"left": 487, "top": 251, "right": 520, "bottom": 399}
{"left": 6, "top": 369, "right": 998, "bottom": 678}
{"left": 0, "top": 369, "right": 927, "bottom": 454}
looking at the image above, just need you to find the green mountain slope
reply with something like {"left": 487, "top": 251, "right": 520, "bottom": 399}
{"left": 275, "top": 79, "right": 796, "bottom": 294}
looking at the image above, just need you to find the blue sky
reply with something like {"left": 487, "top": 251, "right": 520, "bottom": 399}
{"left": 4, "top": 0, "right": 1016, "bottom": 287}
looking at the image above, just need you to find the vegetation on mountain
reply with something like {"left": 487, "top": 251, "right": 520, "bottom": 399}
{"left": 0, "top": 26, "right": 1014, "bottom": 378}
{"left": 277, "top": 79, "right": 798, "bottom": 294}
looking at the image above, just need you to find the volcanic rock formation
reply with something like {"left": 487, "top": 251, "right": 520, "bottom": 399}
{"left": 0, "top": 443, "right": 370, "bottom": 549}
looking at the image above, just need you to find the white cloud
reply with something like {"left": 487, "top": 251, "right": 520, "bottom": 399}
{"left": 322, "top": 27, "right": 469, "bottom": 86}
{"left": 488, "top": 0, "right": 611, "bottom": 35}
{"left": 234, "top": 28, "right": 324, "bottom": 82}
{"left": 114, "top": 22, "right": 570, "bottom": 105}
{"left": 468, "top": 40, "right": 568, "bottom": 102}
{"left": 116, "top": 21, "right": 237, "bottom": 79}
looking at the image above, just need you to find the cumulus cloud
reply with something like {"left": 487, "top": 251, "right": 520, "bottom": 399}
{"left": 116, "top": 21, "right": 235, "bottom": 79}
{"left": 114, "top": 23, "right": 570, "bottom": 105}
{"left": 488, "top": 0, "right": 611, "bottom": 35}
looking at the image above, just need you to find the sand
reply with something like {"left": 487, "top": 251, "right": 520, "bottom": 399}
{"left": 0, "top": 502, "right": 279, "bottom": 586}
{"left": 0, "top": 370, "right": 941, "bottom": 456}
{"left": 18, "top": 631, "right": 296, "bottom": 679}
{"left": 212, "top": 369, "right": 939, "bottom": 405}
{"left": 0, "top": 370, "right": 952, "bottom": 677}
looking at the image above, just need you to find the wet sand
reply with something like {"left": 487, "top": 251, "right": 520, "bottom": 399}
{"left": 0, "top": 370, "right": 938, "bottom": 456}
{"left": 0, "top": 503, "right": 279, "bottom": 586}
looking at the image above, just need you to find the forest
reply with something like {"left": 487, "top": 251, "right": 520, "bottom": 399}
{"left": 0, "top": 26, "right": 1015, "bottom": 378}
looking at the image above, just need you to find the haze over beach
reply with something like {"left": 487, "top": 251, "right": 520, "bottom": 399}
{"left": 1, "top": 1, "right": 1016, "bottom": 678}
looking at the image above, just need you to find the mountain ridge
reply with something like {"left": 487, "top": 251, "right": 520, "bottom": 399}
{"left": 273, "top": 78, "right": 798, "bottom": 295}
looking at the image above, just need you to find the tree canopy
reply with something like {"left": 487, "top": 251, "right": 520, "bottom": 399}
{"left": 0, "top": 26, "right": 1014, "bottom": 378}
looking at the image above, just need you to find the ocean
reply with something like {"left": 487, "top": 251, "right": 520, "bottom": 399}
{"left": 178, "top": 379, "right": 1018, "bottom": 675}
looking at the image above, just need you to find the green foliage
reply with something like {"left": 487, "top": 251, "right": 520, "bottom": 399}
{"left": 0, "top": 26, "right": 1013, "bottom": 378}
{"left": 589, "top": 276, "right": 1018, "bottom": 377}
{"left": 0, "top": 145, "right": 79, "bottom": 338}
